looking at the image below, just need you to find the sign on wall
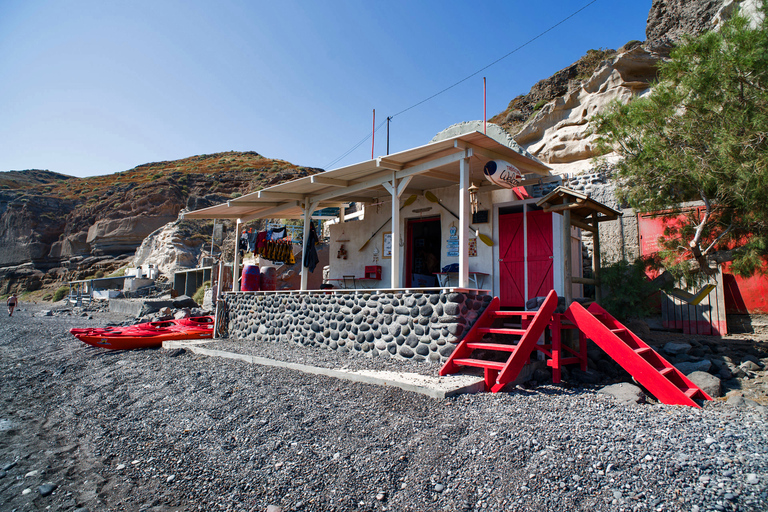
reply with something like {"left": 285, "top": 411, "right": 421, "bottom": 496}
{"left": 468, "top": 237, "right": 477, "bottom": 257}
{"left": 447, "top": 226, "right": 459, "bottom": 257}
{"left": 382, "top": 232, "right": 392, "bottom": 258}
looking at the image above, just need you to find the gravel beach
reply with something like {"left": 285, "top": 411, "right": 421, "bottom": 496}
{"left": 1, "top": 304, "right": 767, "bottom": 512}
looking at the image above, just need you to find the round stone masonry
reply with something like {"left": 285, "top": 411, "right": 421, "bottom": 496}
{"left": 225, "top": 290, "right": 491, "bottom": 363}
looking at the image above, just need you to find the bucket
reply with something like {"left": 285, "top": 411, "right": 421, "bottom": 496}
{"left": 241, "top": 265, "right": 260, "bottom": 291}
{"left": 259, "top": 265, "right": 277, "bottom": 291}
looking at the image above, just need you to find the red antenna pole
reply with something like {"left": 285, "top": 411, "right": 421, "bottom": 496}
{"left": 483, "top": 77, "right": 487, "bottom": 134}
{"left": 372, "top": 109, "right": 375, "bottom": 159}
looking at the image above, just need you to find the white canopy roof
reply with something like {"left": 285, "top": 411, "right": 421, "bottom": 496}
{"left": 183, "top": 130, "right": 551, "bottom": 221}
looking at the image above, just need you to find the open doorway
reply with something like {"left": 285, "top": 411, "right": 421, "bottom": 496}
{"left": 406, "top": 216, "right": 441, "bottom": 287}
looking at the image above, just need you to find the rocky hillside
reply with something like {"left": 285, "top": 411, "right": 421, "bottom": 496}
{"left": 0, "top": 152, "right": 319, "bottom": 294}
{"left": 493, "top": 0, "right": 761, "bottom": 175}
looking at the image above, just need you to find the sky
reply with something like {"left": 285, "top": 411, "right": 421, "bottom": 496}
{"left": 0, "top": 0, "right": 652, "bottom": 177}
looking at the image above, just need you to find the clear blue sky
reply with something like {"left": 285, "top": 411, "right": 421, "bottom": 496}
{"left": 0, "top": 0, "right": 651, "bottom": 177}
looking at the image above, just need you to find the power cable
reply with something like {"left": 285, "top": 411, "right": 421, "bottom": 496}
{"left": 325, "top": 118, "right": 387, "bottom": 169}
{"left": 324, "top": 0, "right": 600, "bottom": 170}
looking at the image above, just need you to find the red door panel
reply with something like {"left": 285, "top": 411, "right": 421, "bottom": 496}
{"left": 527, "top": 210, "right": 553, "bottom": 299}
{"left": 499, "top": 212, "right": 524, "bottom": 307}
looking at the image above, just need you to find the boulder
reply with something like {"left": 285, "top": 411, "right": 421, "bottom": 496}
{"left": 675, "top": 360, "right": 712, "bottom": 375}
{"left": 172, "top": 295, "right": 199, "bottom": 309}
{"left": 740, "top": 360, "right": 761, "bottom": 372}
{"left": 598, "top": 383, "right": 646, "bottom": 405}
{"left": 687, "top": 371, "right": 723, "bottom": 398}
{"left": 663, "top": 342, "right": 692, "bottom": 355}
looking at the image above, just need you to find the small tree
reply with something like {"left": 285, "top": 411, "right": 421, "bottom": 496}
{"left": 592, "top": 3, "right": 768, "bottom": 278}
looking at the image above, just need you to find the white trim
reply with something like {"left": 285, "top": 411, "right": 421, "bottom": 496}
{"left": 523, "top": 203, "right": 529, "bottom": 303}
{"left": 458, "top": 157, "right": 470, "bottom": 288}
{"left": 552, "top": 213, "right": 564, "bottom": 297}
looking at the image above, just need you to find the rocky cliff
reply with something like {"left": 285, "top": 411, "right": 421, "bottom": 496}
{"left": 490, "top": 0, "right": 762, "bottom": 176}
{"left": 0, "top": 152, "right": 318, "bottom": 293}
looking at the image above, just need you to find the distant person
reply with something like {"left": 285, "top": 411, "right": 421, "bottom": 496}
{"left": 7, "top": 293, "right": 17, "bottom": 317}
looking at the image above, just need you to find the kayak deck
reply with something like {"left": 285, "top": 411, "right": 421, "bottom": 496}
{"left": 71, "top": 316, "right": 214, "bottom": 350}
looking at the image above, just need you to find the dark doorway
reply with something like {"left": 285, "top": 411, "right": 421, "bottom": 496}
{"left": 406, "top": 217, "right": 442, "bottom": 287}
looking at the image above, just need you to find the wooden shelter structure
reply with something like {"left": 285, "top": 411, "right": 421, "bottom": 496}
{"left": 536, "top": 186, "right": 622, "bottom": 305}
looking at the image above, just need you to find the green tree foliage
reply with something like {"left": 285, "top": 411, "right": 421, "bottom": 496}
{"left": 600, "top": 258, "right": 665, "bottom": 321}
{"left": 592, "top": 4, "right": 768, "bottom": 278}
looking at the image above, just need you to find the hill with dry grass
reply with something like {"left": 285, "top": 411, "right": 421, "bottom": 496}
{"left": 0, "top": 151, "right": 319, "bottom": 295}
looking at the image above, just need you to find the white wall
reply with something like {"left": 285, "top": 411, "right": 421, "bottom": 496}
{"left": 327, "top": 184, "right": 582, "bottom": 298}
{"left": 327, "top": 185, "right": 497, "bottom": 287}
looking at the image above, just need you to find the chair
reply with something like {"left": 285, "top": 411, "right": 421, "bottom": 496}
{"left": 342, "top": 275, "right": 357, "bottom": 289}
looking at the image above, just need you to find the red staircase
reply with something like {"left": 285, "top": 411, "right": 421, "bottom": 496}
{"left": 565, "top": 302, "right": 713, "bottom": 407}
{"left": 439, "top": 290, "right": 559, "bottom": 392}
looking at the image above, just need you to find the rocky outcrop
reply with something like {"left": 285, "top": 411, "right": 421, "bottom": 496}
{"left": 133, "top": 219, "right": 214, "bottom": 278}
{"left": 0, "top": 191, "right": 77, "bottom": 268}
{"left": 0, "top": 152, "right": 320, "bottom": 293}
{"left": 86, "top": 214, "right": 178, "bottom": 255}
{"left": 514, "top": 44, "right": 661, "bottom": 175}
{"left": 645, "top": 0, "right": 724, "bottom": 48}
{"left": 506, "top": 0, "right": 762, "bottom": 176}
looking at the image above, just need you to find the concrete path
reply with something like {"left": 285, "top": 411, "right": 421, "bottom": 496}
{"left": 163, "top": 340, "right": 485, "bottom": 399}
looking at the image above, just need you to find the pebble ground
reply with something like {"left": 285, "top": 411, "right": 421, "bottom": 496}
{"left": 0, "top": 305, "right": 766, "bottom": 511}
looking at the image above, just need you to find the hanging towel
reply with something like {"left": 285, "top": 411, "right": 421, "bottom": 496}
{"left": 247, "top": 231, "right": 258, "bottom": 253}
{"left": 256, "top": 231, "right": 267, "bottom": 254}
{"left": 269, "top": 226, "right": 287, "bottom": 241}
{"left": 303, "top": 222, "right": 319, "bottom": 273}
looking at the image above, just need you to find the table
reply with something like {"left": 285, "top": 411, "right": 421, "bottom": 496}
{"left": 434, "top": 271, "right": 489, "bottom": 289}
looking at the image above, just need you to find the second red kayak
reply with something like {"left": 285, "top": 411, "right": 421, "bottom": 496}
{"left": 70, "top": 316, "right": 214, "bottom": 350}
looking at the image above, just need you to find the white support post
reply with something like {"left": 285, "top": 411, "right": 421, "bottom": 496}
{"left": 212, "top": 258, "right": 226, "bottom": 337}
{"left": 458, "top": 156, "right": 470, "bottom": 288}
{"left": 300, "top": 201, "right": 319, "bottom": 290}
{"left": 338, "top": 203, "right": 346, "bottom": 223}
{"left": 382, "top": 174, "right": 411, "bottom": 288}
{"left": 563, "top": 209, "right": 573, "bottom": 306}
{"left": 233, "top": 220, "right": 242, "bottom": 292}
{"left": 390, "top": 174, "right": 402, "bottom": 288}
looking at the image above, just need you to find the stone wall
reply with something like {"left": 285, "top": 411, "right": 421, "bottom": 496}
{"left": 226, "top": 290, "right": 493, "bottom": 363}
{"left": 564, "top": 170, "right": 641, "bottom": 267}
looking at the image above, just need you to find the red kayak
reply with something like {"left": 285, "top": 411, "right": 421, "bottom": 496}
{"left": 70, "top": 316, "right": 214, "bottom": 350}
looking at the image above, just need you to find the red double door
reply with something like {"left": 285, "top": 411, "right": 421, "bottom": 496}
{"left": 499, "top": 210, "right": 553, "bottom": 308}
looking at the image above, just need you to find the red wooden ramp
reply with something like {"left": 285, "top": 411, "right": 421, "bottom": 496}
{"left": 565, "top": 302, "right": 713, "bottom": 407}
{"left": 440, "top": 290, "right": 559, "bottom": 393}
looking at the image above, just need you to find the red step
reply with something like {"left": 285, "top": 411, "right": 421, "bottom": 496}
{"left": 440, "top": 290, "right": 559, "bottom": 392}
{"left": 493, "top": 310, "right": 537, "bottom": 318}
{"left": 565, "top": 302, "right": 713, "bottom": 408}
{"left": 452, "top": 358, "right": 505, "bottom": 370}
{"left": 466, "top": 342, "right": 518, "bottom": 352}
{"left": 477, "top": 327, "right": 527, "bottom": 336}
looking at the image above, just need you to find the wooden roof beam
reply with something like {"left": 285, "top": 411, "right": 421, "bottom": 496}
{"left": 226, "top": 201, "right": 280, "bottom": 208}
{"left": 375, "top": 158, "right": 404, "bottom": 171}
{"left": 456, "top": 141, "right": 550, "bottom": 175}
{"left": 423, "top": 169, "right": 461, "bottom": 182}
{"left": 306, "top": 150, "right": 471, "bottom": 205}
{"left": 257, "top": 191, "right": 307, "bottom": 200}
{"left": 311, "top": 176, "right": 350, "bottom": 187}
{"left": 239, "top": 200, "right": 301, "bottom": 223}
{"left": 570, "top": 216, "right": 597, "bottom": 233}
